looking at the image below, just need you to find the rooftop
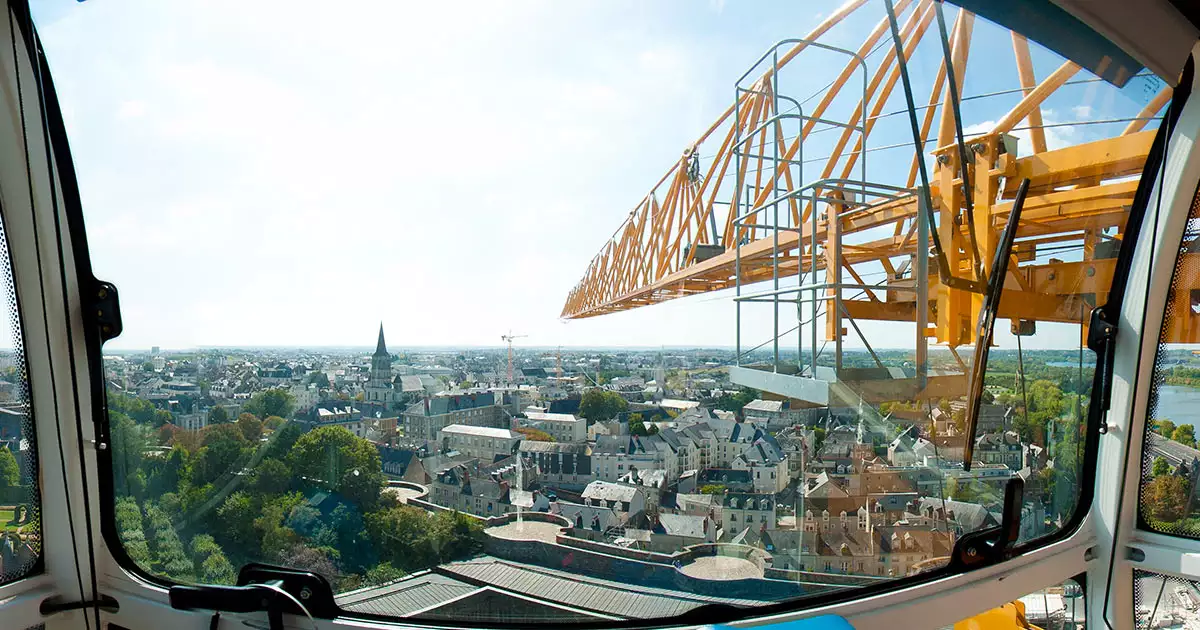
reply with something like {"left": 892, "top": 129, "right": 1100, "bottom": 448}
{"left": 743, "top": 399, "right": 784, "bottom": 413}
{"left": 441, "top": 424, "right": 520, "bottom": 440}
{"left": 524, "top": 411, "right": 581, "bottom": 423}
{"left": 581, "top": 481, "right": 641, "bottom": 504}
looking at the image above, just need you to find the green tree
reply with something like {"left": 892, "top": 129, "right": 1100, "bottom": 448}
{"left": 579, "top": 389, "right": 628, "bottom": 422}
{"left": 366, "top": 504, "right": 436, "bottom": 571}
{"left": 714, "top": 388, "right": 758, "bottom": 412}
{"left": 364, "top": 562, "right": 405, "bottom": 586}
{"left": 254, "top": 492, "right": 306, "bottom": 559}
{"left": 1153, "top": 456, "right": 1173, "bottom": 478}
{"left": 427, "top": 509, "right": 483, "bottom": 561}
{"left": 199, "top": 552, "right": 236, "bottom": 584}
{"left": 190, "top": 534, "right": 236, "bottom": 584}
{"left": 148, "top": 446, "right": 191, "bottom": 498}
{"left": 263, "top": 415, "right": 286, "bottom": 431}
{"left": 110, "top": 411, "right": 147, "bottom": 497}
{"left": 237, "top": 414, "right": 264, "bottom": 442}
{"left": 0, "top": 446, "right": 20, "bottom": 488}
{"left": 647, "top": 423, "right": 660, "bottom": 435}
{"left": 289, "top": 426, "right": 384, "bottom": 508}
{"left": 216, "top": 491, "right": 258, "bottom": 549}
{"left": 252, "top": 458, "right": 292, "bottom": 495}
{"left": 207, "top": 406, "right": 230, "bottom": 425}
{"left": 1145, "top": 474, "right": 1190, "bottom": 523}
{"left": 244, "top": 388, "right": 296, "bottom": 419}
{"left": 699, "top": 484, "right": 727, "bottom": 495}
{"left": 812, "top": 427, "right": 826, "bottom": 454}
{"left": 194, "top": 424, "right": 250, "bottom": 484}
{"left": 629, "top": 418, "right": 649, "bottom": 436}
{"left": 263, "top": 421, "right": 304, "bottom": 462}
{"left": 1157, "top": 419, "right": 1177, "bottom": 438}
{"left": 1173, "top": 424, "right": 1197, "bottom": 448}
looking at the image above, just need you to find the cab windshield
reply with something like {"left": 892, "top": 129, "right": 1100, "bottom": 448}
{"left": 33, "top": 0, "right": 1167, "bottom": 624}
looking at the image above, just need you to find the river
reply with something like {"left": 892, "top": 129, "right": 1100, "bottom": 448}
{"left": 1155, "top": 385, "right": 1200, "bottom": 427}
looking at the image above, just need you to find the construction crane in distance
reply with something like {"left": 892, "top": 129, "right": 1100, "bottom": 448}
{"left": 501, "top": 331, "right": 528, "bottom": 385}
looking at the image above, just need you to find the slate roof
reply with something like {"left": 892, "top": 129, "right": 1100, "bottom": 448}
{"left": 723, "top": 492, "right": 774, "bottom": 510}
{"left": 655, "top": 513, "right": 708, "bottom": 538}
{"left": 374, "top": 324, "right": 389, "bottom": 357}
{"left": 582, "top": 481, "right": 641, "bottom": 503}
{"left": 914, "top": 497, "right": 998, "bottom": 532}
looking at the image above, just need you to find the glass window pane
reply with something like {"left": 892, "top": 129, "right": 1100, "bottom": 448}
{"left": 943, "top": 577, "right": 1085, "bottom": 629}
{"left": 1135, "top": 570, "right": 1200, "bottom": 629}
{"left": 33, "top": 0, "right": 1162, "bottom": 622}
{"left": 0, "top": 203, "right": 41, "bottom": 585}
{"left": 1139, "top": 189, "right": 1200, "bottom": 536}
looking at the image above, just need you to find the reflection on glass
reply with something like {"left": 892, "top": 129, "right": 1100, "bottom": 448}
{"left": 945, "top": 577, "right": 1084, "bottom": 629}
{"left": 1140, "top": 191, "right": 1200, "bottom": 537}
{"left": 32, "top": 0, "right": 1166, "bottom": 623}
{"left": 1136, "top": 570, "right": 1200, "bottom": 629}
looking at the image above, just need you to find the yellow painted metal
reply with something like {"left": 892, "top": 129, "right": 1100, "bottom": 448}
{"left": 559, "top": 2, "right": 1180, "bottom": 348}
{"left": 953, "top": 600, "right": 1043, "bottom": 630}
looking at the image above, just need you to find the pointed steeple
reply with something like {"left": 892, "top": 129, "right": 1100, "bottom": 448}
{"left": 374, "top": 323, "right": 388, "bottom": 357}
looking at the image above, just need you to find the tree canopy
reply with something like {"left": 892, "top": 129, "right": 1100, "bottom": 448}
{"left": 0, "top": 447, "right": 19, "bottom": 488}
{"left": 1145, "top": 475, "right": 1190, "bottom": 523}
{"left": 579, "top": 389, "right": 628, "bottom": 422}
{"left": 244, "top": 388, "right": 296, "bottom": 420}
{"left": 207, "top": 406, "right": 230, "bottom": 425}
{"left": 106, "top": 388, "right": 491, "bottom": 592}
{"left": 289, "top": 426, "right": 384, "bottom": 508}
{"left": 1173, "top": 424, "right": 1197, "bottom": 448}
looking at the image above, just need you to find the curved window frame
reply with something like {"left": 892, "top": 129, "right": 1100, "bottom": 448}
{"left": 9, "top": 1, "right": 1191, "bottom": 628}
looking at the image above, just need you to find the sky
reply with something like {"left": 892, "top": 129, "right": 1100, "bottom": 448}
{"left": 25, "top": 0, "right": 1165, "bottom": 352}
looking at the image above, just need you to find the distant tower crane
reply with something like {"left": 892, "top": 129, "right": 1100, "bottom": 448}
{"left": 501, "top": 331, "right": 528, "bottom": 385}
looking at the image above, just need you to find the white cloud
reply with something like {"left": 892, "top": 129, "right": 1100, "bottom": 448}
{"left": 962, "top": 116, "right": 1076, "bottom": 154}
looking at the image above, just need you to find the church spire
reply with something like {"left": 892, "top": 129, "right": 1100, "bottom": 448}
{"left": 374, "top": 323, "right": 388, "bottom": 356}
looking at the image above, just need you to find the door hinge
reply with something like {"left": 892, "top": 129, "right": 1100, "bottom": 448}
{"left": 40, "top": 593, "right": 119, "bottom": 616}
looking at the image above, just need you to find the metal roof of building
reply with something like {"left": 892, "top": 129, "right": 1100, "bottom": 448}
{"left": 743, "top": 399, "right": 784, "bottom": 413}
{"left": 337, "top": 571, "right": 476, "bottom": 617}
{"left": 439, "top": 556, "right": 762, "bottom": 618}
{"left": 524, "top": 411, "right": 581, "bottom": 423}
{"left": 440, "top": 424, "right": 519, "bottom": 439}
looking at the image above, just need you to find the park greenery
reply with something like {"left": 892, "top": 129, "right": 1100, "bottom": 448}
{"left": 109, "top": 387, "right": 483, "bottom": 591}
{"left": 578, "top": 388, "right": 628, "bottom": 422}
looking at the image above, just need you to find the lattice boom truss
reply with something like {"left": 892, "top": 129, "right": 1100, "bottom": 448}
{"left": 560, "top": 0, "right": 1176, "bottom": 347}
